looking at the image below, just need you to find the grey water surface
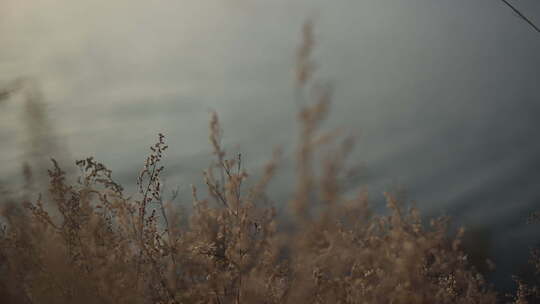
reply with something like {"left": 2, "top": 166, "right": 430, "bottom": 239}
{"left": 1, "top": 0, "right": 540, "bottom": 291}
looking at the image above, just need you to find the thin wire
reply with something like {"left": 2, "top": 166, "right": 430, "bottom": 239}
{"left": 500, "top": 0, "right": 540, "bottom": 33}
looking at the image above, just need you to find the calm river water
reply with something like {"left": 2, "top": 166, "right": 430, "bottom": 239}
{"left": 1, "top": 0, "right": 540, "bottom": 291}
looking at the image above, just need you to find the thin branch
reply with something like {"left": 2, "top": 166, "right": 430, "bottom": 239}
{"left": 0, "top": 78, "right": 26, "bottom": 102}
{"left": 501, "top": 0, "right": 540, "bottom": 33}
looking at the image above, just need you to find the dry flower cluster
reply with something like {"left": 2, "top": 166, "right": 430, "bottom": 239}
{"left": 1, "top": 21, "right": 539, "bottom": 304}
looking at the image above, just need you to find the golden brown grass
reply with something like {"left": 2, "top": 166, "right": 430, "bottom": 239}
{"left": 0, "top": 103, "right": 499, "bottom": 304}
{"left": 0, "top": 21, "right": 539, "bottom": 304}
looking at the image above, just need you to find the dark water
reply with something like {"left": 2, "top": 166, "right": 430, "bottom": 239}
{"left": 1, "top": 0, "right": 540, "bottom": 292}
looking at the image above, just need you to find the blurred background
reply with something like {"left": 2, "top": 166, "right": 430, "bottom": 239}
{"left": 1, "top": 0, "right": 539, "bottom": 292}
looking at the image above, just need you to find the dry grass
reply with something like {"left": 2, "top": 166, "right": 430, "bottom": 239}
{"left": 0, "top": 21, "right": 539, "bottom": 304}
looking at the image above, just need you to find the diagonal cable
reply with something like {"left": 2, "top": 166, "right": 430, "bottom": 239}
{"left": 500, "top": 0, "right": 540, "bottom": 33}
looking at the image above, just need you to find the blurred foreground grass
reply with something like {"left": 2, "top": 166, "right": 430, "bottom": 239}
{"left": 1, "top": 21, "right": 539, "bottom": 304}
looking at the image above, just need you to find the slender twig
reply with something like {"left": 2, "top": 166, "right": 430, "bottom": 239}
{"left": 501, "top": 0, "right": 540, "bottom": 33}
{"left": 157, "top": 190, "right": 177, "bottom": 267}
{"left": 0, "top": 78, "right": 26, "bottom": 102}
